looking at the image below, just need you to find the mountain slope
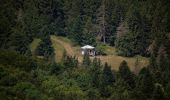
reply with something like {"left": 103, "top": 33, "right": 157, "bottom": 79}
{"left": 50, "top": 35, "right": 148, "bottom": 70}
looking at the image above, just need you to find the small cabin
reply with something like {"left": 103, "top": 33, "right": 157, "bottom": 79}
{"left": 81, "top": 45, "right": 95, "bottom": 56}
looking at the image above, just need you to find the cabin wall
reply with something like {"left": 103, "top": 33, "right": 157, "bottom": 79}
{"left": 81, "top": 49, "right": 95, "bottom": 56}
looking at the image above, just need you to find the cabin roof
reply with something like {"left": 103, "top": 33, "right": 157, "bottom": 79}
{"left": 81, "top": 45, "right": 95, "bottom": 49}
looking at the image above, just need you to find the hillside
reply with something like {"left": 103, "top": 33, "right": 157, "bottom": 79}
{"left": 50, "top": 35, "right": 148, "bottom": 70}
{"left": 1, "top": 0, "right": 170, "bottom": 99}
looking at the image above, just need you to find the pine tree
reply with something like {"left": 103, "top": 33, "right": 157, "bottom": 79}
{"left": 95, "top": 0, "right": 107, "bottom": 44}
{"left": 68, "top": 16, "right": 84, "bottom": 45}
{"left": 91, "top": 57, "right": 102, "bottom": 87}
{"left": 62, "top": 50, "right": 78, "bottom": 68}
{"left": 102, "top": 63, "right": 115, "bottom": 86}
{"left": 49, "top": 0, "right": 65, "bottom": 34}
{"left": 82, "top": 17, "right": 96, "bottom": 46}
{"left": 119, "top": 60, "right": 135, "bottom": 88}
{"left": 165, "top": 82, "right": 170, "bottom": 99}
{"left": 152, "top": 84, "right": 166, "bottom": 100}
{"left": 82, "top": 54, "right": 91, "bottom": 67}
{"left": 136, "top": 67, "right": 154, "bottom": 98}
{"left": 92, "top": 57, "right": 102, "bottom": 70}
{"left": 99, "top": 63, "right": 115, "bottom": 97}
{"left": 0, "top": 0, "right": 17, "bottom": 48}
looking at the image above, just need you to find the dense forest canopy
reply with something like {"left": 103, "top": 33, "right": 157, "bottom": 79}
{"left": 0, "top": 0, "right": 170, "bottom": 99}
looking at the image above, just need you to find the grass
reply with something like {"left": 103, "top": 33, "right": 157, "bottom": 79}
{"left": 29, "top": 38, "right": 41, "bottom": 54}
{"left": 50, "top": 35, "right": 149, "bottom": 71}
{"left": 95, "top": 55, "right": 148, "bottom": 71}
{"left": 50, "top": 35, "right": 65, "bottom": 62}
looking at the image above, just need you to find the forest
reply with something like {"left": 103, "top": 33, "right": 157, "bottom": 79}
{"left": 0, "top": 0, "right": 170, "bottom": 99}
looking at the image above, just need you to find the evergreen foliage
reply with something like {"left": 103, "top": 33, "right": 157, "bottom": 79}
{"left": 91, "top": 57, "right": 102, "bottom": 88}
{"left": 35, "top": 36, "right": 54, "bottom": 58}
{"left": 82, "top": 54, "right": 91, "bottom": 67}
{"left": 152, "top": 84, "right": 166, "bottom": 100}
{"left": 0, "top": 0, "right": 170, "bottom": 99}
{"left": 136, "top": 67, "right": 154, "bottom": 98}
{"left": 119, "top": 60, "right": 135, "bottom": 88}
{"left": 102, "top": 63, "right": 115, "bottom": 86}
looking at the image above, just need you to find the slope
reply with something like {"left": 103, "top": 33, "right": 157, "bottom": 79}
{"left": 50, "top": 35, "right": 149, "bottom": 71}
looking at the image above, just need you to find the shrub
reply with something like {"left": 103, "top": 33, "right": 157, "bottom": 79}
{"left": 96, "top": 44, "right": 107, "bottom": 55}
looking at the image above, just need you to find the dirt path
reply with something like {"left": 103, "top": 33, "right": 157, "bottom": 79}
{"left": 50, "top": 35, "right": 82, "bottom": 62}
{"left": 52, "top": 36, "right": 75, "bottom": 56}
{"left": 53, "top": 38, "right": 84, "bottom": 62}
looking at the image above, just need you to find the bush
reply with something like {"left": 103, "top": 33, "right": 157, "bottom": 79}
{"left": 96, "top": 44, "right": 107, "bottom": 56}
{"left": 0, "top": 75, "right": 17, "bottom": 86}
{"left": 13, "top": 82, "right": 43, "bottom": 100}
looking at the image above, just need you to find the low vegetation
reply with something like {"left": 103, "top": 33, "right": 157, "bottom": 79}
{"left": 49, "top": 35, "right": 148, "bottom": 70}
{"left": 0, "top": 47, "right": 169, "bottom": 99}
{"left": 0, "top": 0, "right": 169, "bottom": 99}
{"left": 29, "top": 38, "right": 41, "bottom": 55}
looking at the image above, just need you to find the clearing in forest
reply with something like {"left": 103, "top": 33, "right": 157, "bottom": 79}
{"left": 50, "top": 35, "right": 149, "bottom": 71}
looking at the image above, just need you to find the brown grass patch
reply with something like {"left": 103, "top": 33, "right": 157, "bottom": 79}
{"left": 50, "top": 35, "right": 149, "bottom": 71}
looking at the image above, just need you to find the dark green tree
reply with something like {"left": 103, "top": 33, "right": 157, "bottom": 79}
{"left": 136, "top": 67, "right": 154, "bottom": 98}
{"left": 0, "top": 0, "right": 17, "bottom": 48}
{"left": 82, "top": 54, "right": 91, "bottom": 67}
{"left": 50, "top": 62, "right": 63, "bottom": 75}
{"left": 102, "top": 63, "right": 115, "bottom": 86}
{"left": 119, "top": 60, "right": 135, "bottom": 88}
{"left": 35, "top": 36, "right": 54, "bottom": 58}
{"left": 63, "top": 55, "right": 78, "bottom": 68}
{"left": 91, "top": 57, "right": 102, "bottom": 88}
{"left": 152, "top": 84, "right": 166, "bottom": 100}
{"left": 99, "top": 63, "right": 114, "bottom": 97}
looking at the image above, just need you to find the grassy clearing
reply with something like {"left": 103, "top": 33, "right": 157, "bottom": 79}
{"left": 50, "top": 35, "right": 149, "bottom": 71}
{"left": 94, "top": 55, "right": 148, "bottom": 71}
{"left": 29, "top": 38, "right": 41, "bottom": 54}
{"left": 50, "top": 35, "right": 65, "bottom": 62}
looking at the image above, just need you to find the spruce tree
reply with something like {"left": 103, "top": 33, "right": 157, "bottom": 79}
{"left": 68, "top": 16, "right": 84, "bottom": 45}
{"left": 95, "top": 0, "right": 107, "bottom": 44}
{"left": 119, "top": 60, "right": 135, "bottom": 88}
{"left": 99, "top": 63, "right": 114, "bottom": 97}
{"left": 102, "top": 63, "right": 115, "bottom": 86}
{"left": 82, "top": 54, "right": 91, "bottom": 67}
{"left": 91, "top": 57, "right": 102, "bottom": 87}
{"left": 165, "top": 82, "right": 170, "bottom": 99}
{"left": 152, "top": 84, "right": 165, "bottom": 100}
{"left": 136, "top": 67, "right": 154, "bottom": 98}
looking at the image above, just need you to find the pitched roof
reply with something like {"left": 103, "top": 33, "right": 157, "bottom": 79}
{"left": 81, "top": 45, "right": 95, "bottom": 49}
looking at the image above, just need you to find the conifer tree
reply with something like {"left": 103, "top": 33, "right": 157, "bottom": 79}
{"left": 119, "top": 60, "right": 135, "bottom": 88}
{"left": 35, "top": 36, "right": 54, "bottom": 58}
{"left": 136, "top": 67, "right": 154, "bottom": 98}
{"left": 68, "top": 16, "right": 84, "bottom": 45}
{"left": 152, "top": 84, "right": 166, "bottom": 100}
{"left": 62, "top": 50, "right": 78, "bottom": 68}
{"left": 99, "top": 63, "right": 114, "bottom": 97}
{"left": 165, "top": 82, "right": 170, "bottom": 99}
{"left": 95, "top": 0, "right": 107, "bottom": 44}
{"left": 82, "top": 54, "right": 91, "bottom": 67}
{"left": 102, "top": 63, "right": 115, "bottom": 86}
{"left": 91, "top": 57, "right": 102, "bottom": 87}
